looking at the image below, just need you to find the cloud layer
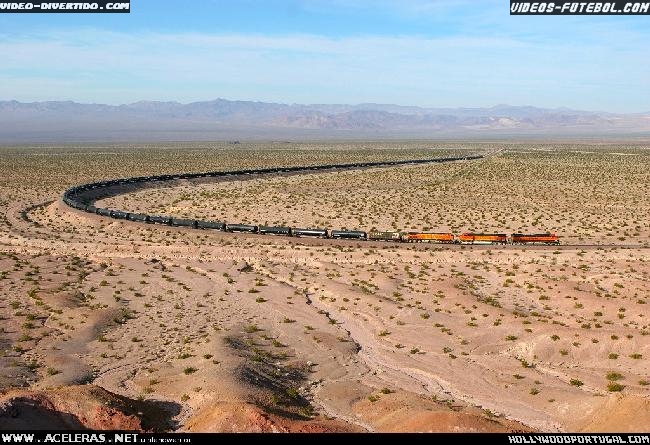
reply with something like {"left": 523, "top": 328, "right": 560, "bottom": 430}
{"left": 0, "top": 13, "right": 648, "bottom": 112}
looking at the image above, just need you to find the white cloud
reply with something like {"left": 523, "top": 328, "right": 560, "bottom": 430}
{"left": 0, "top": 27, "right": 647, "bottom": 111}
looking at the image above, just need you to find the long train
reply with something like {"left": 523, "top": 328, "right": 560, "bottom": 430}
{"left": 60, "top": 155, "right": 557, "bottom": 246}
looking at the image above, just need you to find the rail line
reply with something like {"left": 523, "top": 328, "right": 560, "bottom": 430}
{"left": 60, "top": 155, "right": 649, "bottom": 250}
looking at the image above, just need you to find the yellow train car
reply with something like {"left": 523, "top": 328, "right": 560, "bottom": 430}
{"left": 403, "top": 232, "right": 455, "bottom": 243}
{"left": 458, "top": 233, "right": 507, "bottom": 245}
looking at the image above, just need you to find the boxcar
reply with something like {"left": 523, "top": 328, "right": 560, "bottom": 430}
{"left": 367, "top": 231, "right": 402, "bottom": 242}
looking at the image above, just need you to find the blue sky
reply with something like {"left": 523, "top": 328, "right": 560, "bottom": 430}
{"left": 0, "top": 0, "right": 648, "bottom": 112}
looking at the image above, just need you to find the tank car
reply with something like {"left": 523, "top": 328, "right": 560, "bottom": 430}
{"left": 170, "top": 218, "right": 198, "bottom": 228}
{"left": 148, "top": 215, "right": 172, "bottom": 225}
{"left": 226, "top": 223, "right": 258, "bottom": 233}
{"left": 196, "top": 220, "right": 226, "bottom": 231}
{"left": 259, "top": 225, "right": 291, "bottom": 236}
{"left": 128, "top": 213, "right": 149, "bottom": 223}
{"left": 330, "top": 230, "right": 367, "bottom": 240}
{"left": 110, "top": 210, "right": 129, "bottom": 220}
{"left": 290, "top": 228, "right": 327, "bottom": 238}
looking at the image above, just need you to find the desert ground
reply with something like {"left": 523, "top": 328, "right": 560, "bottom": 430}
{"left": 0, "top": 141, "right": 649, "bottom": 432}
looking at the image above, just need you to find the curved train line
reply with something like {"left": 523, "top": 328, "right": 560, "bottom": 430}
{"left": 60, "top": 155, "right": 647, "bottom": 249}
{"left": 61, "top": 156, "right": 483, "bottom": 239}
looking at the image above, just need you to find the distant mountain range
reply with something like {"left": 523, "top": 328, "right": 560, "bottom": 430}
{"left": 1, "top": 99, "right": 649, "bottom": 142}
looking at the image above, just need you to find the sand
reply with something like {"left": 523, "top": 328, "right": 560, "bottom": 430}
{"left": 1, "top": 142, "right": 648, "bottom": 432}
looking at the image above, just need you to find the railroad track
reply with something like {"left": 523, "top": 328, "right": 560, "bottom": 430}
{"left": 60, "top": 155, "right": 649, "bottom": 250}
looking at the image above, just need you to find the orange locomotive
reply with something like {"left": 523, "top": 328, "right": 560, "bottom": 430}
{"left": 511, "top": 233, "right": 560, "bottom": 245}
{"left": 402, "top": 232, "right": 455, "bottom": 243}
{"left": 458, "top": 233, "right": 507, "bottom": 245}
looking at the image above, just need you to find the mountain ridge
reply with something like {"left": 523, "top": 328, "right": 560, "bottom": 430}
{"left": 1, "top": 98, "right": 648, "bottom": 143}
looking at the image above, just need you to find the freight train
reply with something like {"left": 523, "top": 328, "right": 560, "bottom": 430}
{"left": 63, "top": 198, "right": 561, "bottom": 245}
{"left": 60, "top": 156, "right": 558, "bottom": 246}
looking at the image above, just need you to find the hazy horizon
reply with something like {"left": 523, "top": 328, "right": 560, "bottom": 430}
{"left": 1, "top": 98, "right": 645, "bottom": 115}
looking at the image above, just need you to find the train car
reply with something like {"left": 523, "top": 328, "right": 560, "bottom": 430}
{"left": 110, "top": 210, "right": 129, "bottom": 220}
{"left": 196, "top": 220, "right": 226, "bottom": 231}
{"left": 330, "top": 230, "right": 367, "bottom": 240}
{"left": 511, "top": 233, "right": 560, "bottom": 245}
{"left": 148, "top": 215, "right": 172, "bottom": 225}
{"left": 367, "top": 231, "right": 402, "bottom": 242}
{"left": 403, "top": 232, "right": 455, "bottom": 243}
{"left": 259, "top": 225, "right": 291, "bottom": 236}
{"left": 458, "top": 233, "right": 507, "bottom": 245}
{"left": 85, "top": 205, "right": 98, "bottom": 214}
{"left": 96, "top": 208, "right": 112, "bottom": 217}
{"left": 69, "top": 200, "right": 85, "bottom": 210}
{"left": 128, "top": 213, "right": 149, "bottom": 223}
{"left": 170, "top": 218, "right": 198, "bottom": 228}
{"left": 226, "top": 223, "right": 258, "bottom": 233}
{"left": 290, "top": 228, "right": 328, "bottom": 238}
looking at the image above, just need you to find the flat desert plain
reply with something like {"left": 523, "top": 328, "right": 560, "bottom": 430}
{"left": 0, "top": 141, "right": 649, "bottom": 432}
